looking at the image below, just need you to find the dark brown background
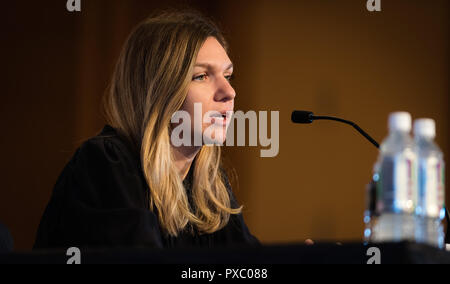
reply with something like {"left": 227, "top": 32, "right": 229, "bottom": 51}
{"left": 0, "top": 0, "right": 448, "bottom": 250}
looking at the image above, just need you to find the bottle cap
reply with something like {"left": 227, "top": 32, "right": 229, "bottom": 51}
{"left": 414, "top": 118, "right": 436, "bottom": 139}
{"left": 388, "top": 112, "right": 412, "bottom": 132}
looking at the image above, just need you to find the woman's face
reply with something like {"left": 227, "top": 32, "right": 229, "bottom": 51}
{"left": 180, "top": 37, "right": 235, "bottom": 145}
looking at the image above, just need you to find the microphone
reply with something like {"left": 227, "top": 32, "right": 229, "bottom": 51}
{"left": 291, "top": 110, "right": 315, "bottom": 124}
{"left": 292, "top": 110, "right": 450, "bottom": 245}
{"left": 291, "top": 110, "right": 380, "bottom": 149}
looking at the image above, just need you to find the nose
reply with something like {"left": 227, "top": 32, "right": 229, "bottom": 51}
{"left": 214, "top": 76, "right": 236, "bottom": 102}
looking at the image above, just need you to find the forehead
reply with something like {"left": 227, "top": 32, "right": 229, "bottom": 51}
{"left": 195, "top": 37, "right": 231, "bottom": 65}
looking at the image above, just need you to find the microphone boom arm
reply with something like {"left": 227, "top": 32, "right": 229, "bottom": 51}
{"left": 312, "top": 115, "right": 380, "bottom": 149}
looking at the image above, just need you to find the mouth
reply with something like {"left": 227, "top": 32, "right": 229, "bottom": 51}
{"left": 210, "top": 111, "right": 232, "bottom": 126}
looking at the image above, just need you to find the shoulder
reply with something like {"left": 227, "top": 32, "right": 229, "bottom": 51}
{"left": 72, "top": 125, "right": 141, "bottom": 174}
{"left": 64, "top": 125, "right": 146, "bottom": 201}
{"left": 60, "top": 125, "right": 148, "bottom": 208}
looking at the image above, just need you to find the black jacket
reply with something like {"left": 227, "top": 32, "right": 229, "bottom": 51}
{"left": 34, "top": 125, "right": 259, "bottom": 250}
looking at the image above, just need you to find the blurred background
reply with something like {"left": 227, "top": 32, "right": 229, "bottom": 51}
{"left": 0, "top": 0, "right": 448, "bottom": 250}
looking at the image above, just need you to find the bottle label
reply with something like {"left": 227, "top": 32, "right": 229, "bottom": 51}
{"left": 418, "top": 157, "right": 445, "bottom": 218}
{"left": 439, "top": 161, "right": 446, "bottom": 218}
{"left": 377, "top": 151, "right": 417, "bottom": 214}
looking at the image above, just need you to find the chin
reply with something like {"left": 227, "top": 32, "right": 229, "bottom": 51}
{"left": 203, "top": 136, "right": 227, "bottom": 146}
{"left": 203, "top": 126, "right": 228, "bottom": 146}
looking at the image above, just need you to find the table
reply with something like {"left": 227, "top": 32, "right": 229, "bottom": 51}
{"left": 1, "top": 242, "right": 449, "bottom": 264}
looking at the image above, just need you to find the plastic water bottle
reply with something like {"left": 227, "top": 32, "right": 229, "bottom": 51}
{"left": 370, "top": 112, "right": 418, "bottom": 243}
{"left": 363, "top": 179, "right": 378, "bottom": 244}
{"left": 414, "top": 119, "right": 446, "bottom": 249}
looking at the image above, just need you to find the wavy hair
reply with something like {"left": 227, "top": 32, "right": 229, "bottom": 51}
{"left": 102, "top": 11, "right": 242, "bottom": 236}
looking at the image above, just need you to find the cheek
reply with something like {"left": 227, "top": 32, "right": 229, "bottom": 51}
{"left": 184, "top": 86, "right": 215, "bottom": 122}
{"left": 178, "top": 87, "right": 229, "bottom": 144}
{"left": 182, "top": 87, "right": 199, "bottom": 111}
{"left": 186, "top": 85, "right": 212, "bottom": 105}
{"left": 180, "top": 96, "right": 194, "bottom": 117}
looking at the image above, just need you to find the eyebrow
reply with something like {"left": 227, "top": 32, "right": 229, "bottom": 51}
{"left": 194, "top": 62, "right": 233, "bottom": 71}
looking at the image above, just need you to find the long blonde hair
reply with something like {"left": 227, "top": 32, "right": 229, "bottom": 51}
{"left": 102, "top": 11, "right": 242, "bottom": 237}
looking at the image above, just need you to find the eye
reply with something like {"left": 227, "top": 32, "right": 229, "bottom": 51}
{"left": 224, "top": 74, "right": 234, "bottom": 82}
{"left": 193, "top": 73, "right": 208, "bottom": 81}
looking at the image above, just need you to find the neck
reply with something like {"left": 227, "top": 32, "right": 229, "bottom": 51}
{"left": 171, "top": 145, "right": 201, "bottom": 180}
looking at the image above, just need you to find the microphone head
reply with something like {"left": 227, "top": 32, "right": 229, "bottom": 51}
{"left": 291, "top": 111, "right": 314, "bottom": 124}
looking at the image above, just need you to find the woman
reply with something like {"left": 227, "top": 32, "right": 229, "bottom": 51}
{"left": 34, "top": 11, "right": 260, "bottom": 249}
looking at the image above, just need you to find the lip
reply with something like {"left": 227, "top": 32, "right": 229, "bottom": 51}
{"left": 220, "top": 110, "right": 234, "bottom": 118}
{"left": 210, "top": 110, "right": 232, "bottom": 126}
{"left": 211, "top": 116, "right": 228, "bottom": 126}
